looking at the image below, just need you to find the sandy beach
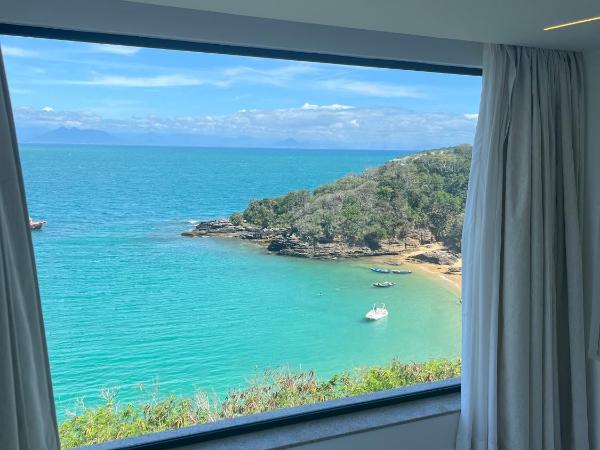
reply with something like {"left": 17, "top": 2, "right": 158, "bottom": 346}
{"left": 364, "top": 242, "right": 462, "bottom": 295}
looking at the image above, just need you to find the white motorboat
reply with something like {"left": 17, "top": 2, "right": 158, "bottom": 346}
{"left": 365, "top": 303, "right": 388, "bottom": 320}
{"left": 29, "top": 217, "right": 46, "bottom": 230}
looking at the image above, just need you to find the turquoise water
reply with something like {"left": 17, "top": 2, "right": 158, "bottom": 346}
{"left": 19, "top": 144, "right": 461, "bottom": 420}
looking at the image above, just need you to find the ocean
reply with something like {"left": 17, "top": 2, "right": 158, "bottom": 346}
{"left": 19, "top": 144, "right": 461, "bottom": 420}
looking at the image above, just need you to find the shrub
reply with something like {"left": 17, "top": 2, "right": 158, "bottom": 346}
{"left": 58, "top": 358, "right": 460, "bottom": 449}
{"left": 230, "top": 212, "right": 244, "bottom": 226}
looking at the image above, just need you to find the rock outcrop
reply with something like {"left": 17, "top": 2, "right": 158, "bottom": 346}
{"left": 409, "top": 250, "right": 459, "bottom": 266}
{"left": 181, "top": 219, "right": 246, "bottom": 236}
{"left": 182, "top": 219, "right": 439, "bottom": 259}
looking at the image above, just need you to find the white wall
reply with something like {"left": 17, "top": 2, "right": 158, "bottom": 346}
{"left": 179, "top": 413, "right": 460, "bottom": 450}
{"left": 291, "top": 413, "right": 459, "bottom": 450}
{"left": 169, "top": 395, "right": 460, "bottom": 450}
{"left": 584, "top": 49, "right": 600, "bottom": 450}
{"left": 0, "top": 0, "right": 482, "bottom": 69}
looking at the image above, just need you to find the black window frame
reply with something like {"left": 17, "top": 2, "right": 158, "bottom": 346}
{"left": 0, "top": 22, "right": 478, "bottom": 449}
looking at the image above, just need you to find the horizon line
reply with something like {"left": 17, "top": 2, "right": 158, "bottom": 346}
{"left": 18, "top": 141, "right": 454, "bottom": 153}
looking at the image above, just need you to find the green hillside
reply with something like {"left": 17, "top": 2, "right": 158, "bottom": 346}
{"left": 235, "top": 144, "right": 471, "bottom": 251}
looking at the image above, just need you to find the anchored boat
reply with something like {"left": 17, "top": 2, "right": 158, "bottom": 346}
{"left": 29, "top": 217, "right": 46, "bottom": 230}
{"left": 373, "top": 281, "right": 395, "bottom": 288}
{"left": 365, "top": 303, "right": 388, "bottom": 320}
{"left": 391, "top": 270, "right": 412, "bottom": 275}
{"left": 370, "top": 267, "right": 390, "bottom": 273}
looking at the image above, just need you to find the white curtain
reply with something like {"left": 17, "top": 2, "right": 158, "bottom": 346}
{"left": 0, "top": 48, "right": 60, "bottom": 449}
{"left": 456, "top": 44, "right": 589, "bottom": 450}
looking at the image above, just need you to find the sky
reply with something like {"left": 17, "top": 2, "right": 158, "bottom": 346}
{"left": 0, "top": 35, "right": 482, "bottom": 150}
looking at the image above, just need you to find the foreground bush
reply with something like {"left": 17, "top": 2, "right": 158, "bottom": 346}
{"left": 58, "top": 358, "right": 461, "bottom": 448}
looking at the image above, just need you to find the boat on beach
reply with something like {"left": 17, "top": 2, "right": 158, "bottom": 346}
{"left": 365, "top": 303, "right": 388, "bottom": 320}
{"left": 391, "top": 270, "right": 412, "bottom": 275}
{"left": 29, "top": 217, "right": 46, "bottom": 230}
{"left": 370, "top": 267, "right": 390, "bottom": 273}
{"left": 373, "top": 281, "right": 395, "bottom": 288}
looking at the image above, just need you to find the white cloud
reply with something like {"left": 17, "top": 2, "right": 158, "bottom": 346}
{"left": 320, "top": 79, "right": 425, "bottom": 98}
{"left": 40, "top": 60, "right": 429, "bottom": 97}
{"left": 13, "top": 103, "right": 476, "bottom": 150}
{"left": 14, "top": 107, "right": 102, "bottom": 130}
{"left": 54, "top": 63, "right": 320, "bottom": 89}
{"left": 224, "top": 65, "right": 317, "bottom": 77}
{"left": 41, "top": 106, "right": 54, "bottom": 112}
{"left": 65, "top": 74, "right": 229, "bottom": 88}
{"left": 91, "top": 44, "right": 140, "bottom": 56}
{"left": 222, "top": 64, "right": 319, "bottom": 86}
{"left": 301, "top": 103, "right": 353, "bottom": 110}
{"left": 464, "top": 113, "right": 479, "bottom": 120}
{"left": 2, "top": 46, "right": 37, "bottom": 58}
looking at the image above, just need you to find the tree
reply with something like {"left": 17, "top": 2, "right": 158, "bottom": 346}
{"left": 428, "top": 191, "right": 463, "bottom": 244}
{"left": 230, "top": 212, "right": 244, "bottom": 226}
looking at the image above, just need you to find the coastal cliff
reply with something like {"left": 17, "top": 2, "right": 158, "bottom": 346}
{"left": 182, "top": 218, "right": 435, "bottom": 258}
{"left": 183, "top": 144, "right": 471, "bottom": 260}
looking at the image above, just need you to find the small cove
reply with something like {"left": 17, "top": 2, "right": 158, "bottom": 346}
{"left": 20, "top": 144, "right": 461, "bottom": 420}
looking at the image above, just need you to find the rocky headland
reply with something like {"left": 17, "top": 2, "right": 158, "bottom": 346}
{"left": 182, "top": 145, "right": 470, "bottom": 265}
{"left": 182, "top": 218, "right": 441, "bottom": 259}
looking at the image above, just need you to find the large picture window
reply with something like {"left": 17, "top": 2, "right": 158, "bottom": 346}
{"left": 1, "top": 35, "right": 480, "bottom": 448}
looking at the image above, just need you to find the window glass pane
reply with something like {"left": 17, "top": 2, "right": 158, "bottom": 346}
{"left": 1, "top": 35, "right": 480, "bottom": 449}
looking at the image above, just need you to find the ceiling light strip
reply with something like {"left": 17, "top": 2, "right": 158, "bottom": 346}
{"left": 544, "top": 15, "right": 600, "bottom": 31}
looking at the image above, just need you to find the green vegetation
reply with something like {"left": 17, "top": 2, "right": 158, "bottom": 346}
{"left": 59, "top": 358, "right": 461, "bottom": 448}
{"left": 230, "top": 211, "right": 244, "bottom": 226}
{"left": 236, "top": 145, "right": 471, "bottom": 250}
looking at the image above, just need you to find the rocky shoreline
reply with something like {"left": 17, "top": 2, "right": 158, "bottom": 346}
{"left": 182, "top": 218, "right": 457, "bottom": 260}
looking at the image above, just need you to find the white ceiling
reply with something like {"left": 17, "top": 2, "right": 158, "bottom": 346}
{"left": 126, "top": 0, "right": 600, "bottom": 51}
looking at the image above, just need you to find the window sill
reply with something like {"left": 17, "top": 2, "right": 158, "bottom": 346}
{"left": 81, "top": 377, "right": 460, "bottom": 450}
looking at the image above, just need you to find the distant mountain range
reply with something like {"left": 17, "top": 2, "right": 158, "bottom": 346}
{"left": 25, "top": 127, "right": 124, "bottom": 145}
{"left": 18, "top": 127, "right": 317, "bottom": 149}
{"left": 18, "top": 126, "right": 388, "bottom": 150}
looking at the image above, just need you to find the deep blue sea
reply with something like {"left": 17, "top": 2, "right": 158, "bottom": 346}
{"left": 19, "top": 144, "right": 461, "bottom": 420}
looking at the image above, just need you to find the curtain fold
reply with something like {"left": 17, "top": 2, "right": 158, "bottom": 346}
{"left": 456, "top": 44, "right": 589, "bottom": 450}
{"left": 0, "top": 48, "right": 60, "bottom": 449}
